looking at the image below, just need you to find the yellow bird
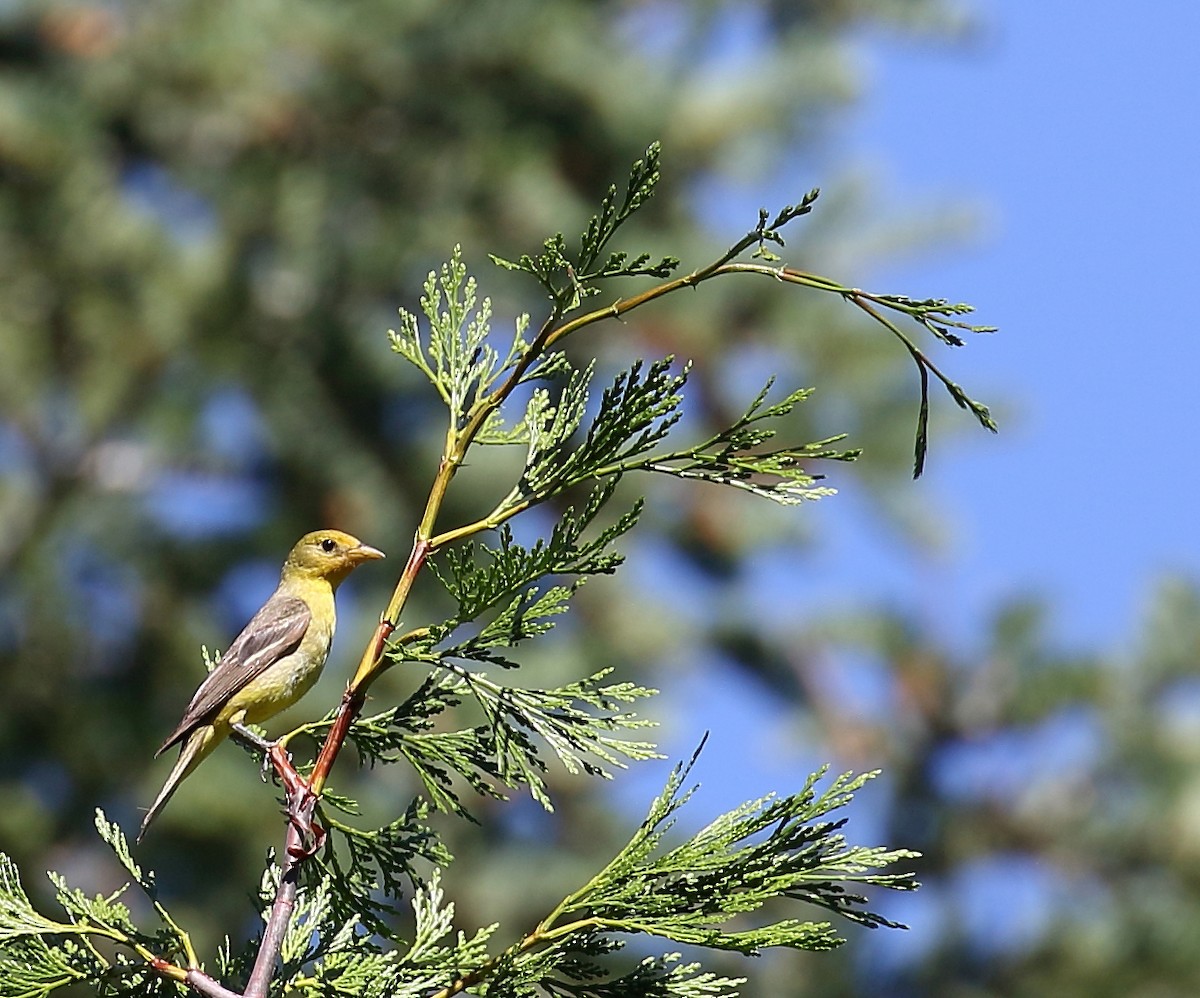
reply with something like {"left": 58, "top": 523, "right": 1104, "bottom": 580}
{"left": 138, "top": 529, "right": 385, "bottom": 841}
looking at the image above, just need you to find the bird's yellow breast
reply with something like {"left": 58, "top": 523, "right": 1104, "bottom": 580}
{"left": 217, "top": 592, "right": 335, "bottom": 727}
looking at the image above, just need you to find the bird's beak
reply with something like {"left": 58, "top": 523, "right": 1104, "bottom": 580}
{"left": 351, "top": 543, "right": 386, "bottom": 563}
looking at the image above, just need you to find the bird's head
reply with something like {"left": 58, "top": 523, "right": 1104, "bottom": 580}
{"left": 285, "top": 529, "right": 386, "bottom": 587}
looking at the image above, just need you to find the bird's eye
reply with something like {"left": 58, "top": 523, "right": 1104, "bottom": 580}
{"left": 320, "top": 537, "right": 337, "bottom": 553}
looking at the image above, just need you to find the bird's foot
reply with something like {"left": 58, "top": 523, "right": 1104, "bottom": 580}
{"left": 230, "top": 723, "right": 282, "bottom": 783}
{"left": 231, "top": 721, "right": 273, "bottom": 752}
{"left": 230, "top": 723, "right": 323, "bottom": 860}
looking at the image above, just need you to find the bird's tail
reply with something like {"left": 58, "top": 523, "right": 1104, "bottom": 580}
{"left": 137, "top": 726, "right": 219, "bottom": 843}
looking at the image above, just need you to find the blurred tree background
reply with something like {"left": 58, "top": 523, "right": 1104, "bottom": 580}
{"left": 3, "top": 1, "right": 1199, "bottom": 996}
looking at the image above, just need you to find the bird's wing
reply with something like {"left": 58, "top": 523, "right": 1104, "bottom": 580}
{"left": 156, "top": 593, "right": 312, "bottom": 755}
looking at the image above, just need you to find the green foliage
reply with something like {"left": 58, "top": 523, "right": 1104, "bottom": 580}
{"left": 0, "top": 936, "right": 85, "bottom": 998}
{"left": 0, "top": 856, "right": 73, "bottom": 944}
{"left": 0, "top": 141, "right": 994, "bottom": 997}
{"left": 513, "top": 357, "right": 689, "bottom": 503}
{"left": 339, "top": 666, "right": 660, "bottom": 817}
{"left": 428, "top": 481, "right": 643, "bottom": 657}
{"left": 545, "top": 751, "right": 918, "bottom": 957}
{"left": 746, "top": 194, "right": 822, "bottom": 264}
{"left": 317, "top": 799, "right": 453, "bottom": 934}
{"left": 816, "top": 283, "right": 997, "bottom": 476}
{"left": 491, "top": 142, "right": 680, "bottom": 311}
{"left": 280, "top": 756, "right": 911, "bottom": 997}
{"left": 0, "top": 815, "right": 185, "bottom": 997}
{"left": 631, "top": 379, "right": 859, "bottom": 504}
{"left": 390, "top": 248, "right": 537, "bottom": 432}
{"left": 0, "top": 764, "right": 910, "bottom": 998}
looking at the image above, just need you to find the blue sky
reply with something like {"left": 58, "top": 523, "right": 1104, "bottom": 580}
{"left": 837, "top": 3, "right": 1199, "bottom": 652}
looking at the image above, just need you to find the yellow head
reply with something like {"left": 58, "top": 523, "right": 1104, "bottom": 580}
{"left": 283, "top": 529, "right": 385, "bottom": 588}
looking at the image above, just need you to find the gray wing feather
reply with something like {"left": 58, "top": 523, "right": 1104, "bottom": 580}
{"left": 156, "top": 593, "right": 311, "bottom": 755}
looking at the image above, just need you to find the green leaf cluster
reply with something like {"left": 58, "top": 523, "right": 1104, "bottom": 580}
{"left": 0, "top": 814, "right": 190, "bottom": 997}
{"left": 492, "top": 142, "right": 679, "bottom": 311}
{"left": 390, "top": 248, "right": 539, "bottom": 437}
{"left": 338, "top": 664, "right": 660, "bottom": 819}
{"left": 429, "top": 480, "right": 643, "bottom": 660}
{"left": 541, "top": 752, "right": 918, "bottom": 958}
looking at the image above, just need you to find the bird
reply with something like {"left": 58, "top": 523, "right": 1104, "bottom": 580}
{"left": 138, "top": 529, "right": 385, "bottom": 841}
